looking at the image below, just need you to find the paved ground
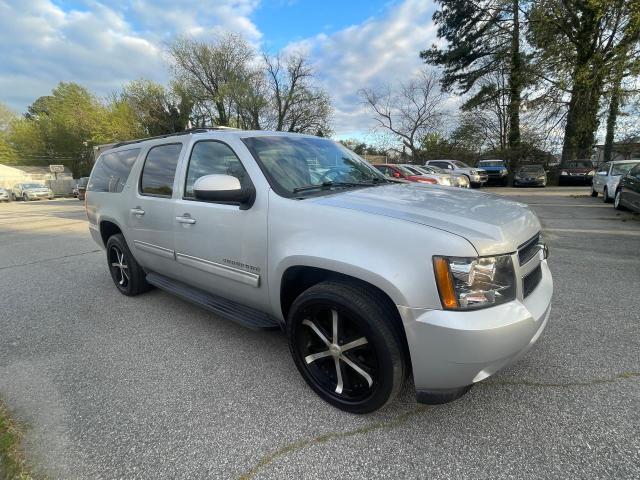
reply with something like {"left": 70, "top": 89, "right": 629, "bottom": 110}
{"left": 1, "top": 188, "right": 639, "bottom": 479}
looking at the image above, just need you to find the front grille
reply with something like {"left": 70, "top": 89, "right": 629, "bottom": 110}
{"left": 523, "top": 265, "right": 542, "bottom": 298}
{"left": 518, "top": 233, "right": 540, "bottom": 265}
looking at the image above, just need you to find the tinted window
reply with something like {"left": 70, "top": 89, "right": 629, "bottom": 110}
{"left": 184, "top": 141, "right": 248, "bottom": 199}
{"left": 88, "top": 149, "right": 140, "bottom": 193}
{"left": 140, "top": 144, "right": 183, "bottom": 197}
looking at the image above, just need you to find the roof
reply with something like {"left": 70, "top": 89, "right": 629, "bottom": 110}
{"left": 3, "top": 165, "right": 71, "bottom": 174}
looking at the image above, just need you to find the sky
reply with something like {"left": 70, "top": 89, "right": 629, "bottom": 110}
{"left": 0, "top": 0, "right": 440, "bottom": 140}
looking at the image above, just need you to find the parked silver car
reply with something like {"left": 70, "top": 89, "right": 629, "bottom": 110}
{"left": 591, "top": 160, "right": 640, "bottom": 203}
{"left": 0, "top": 187, "right": 10, "bottom": 202}
{"left": 424, "top": 159, "right": 488, "bottom": 187}
{"left": 416, "top": 165, "right": 470, "bottom": 188}
{"left": 86, "top": 129, "right": 552, "bottom": 413}
{"left": 12, "top": 183, "right": 55, "bottom": 201}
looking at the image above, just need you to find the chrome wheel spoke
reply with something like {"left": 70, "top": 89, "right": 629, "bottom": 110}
{"left": 304, "top": 350, "right": 332, "bottom": 364}
{"left": 341, "top": 355, "right": 373, "bottom": 388}
{"left": 340, "top": 337, "right": 368, "bottom": 352}
{"left": 331, "top": 309, "right": 339, "bottom": 344}
{"left": 334, "top": 357, "right": 343, "bottom": 394}
{"left": 302, "top": 319, "right": 331, "bottom": 346}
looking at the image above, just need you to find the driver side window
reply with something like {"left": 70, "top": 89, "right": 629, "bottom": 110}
{"left": 184, "top": 141, "right": 249, "bottom": 200}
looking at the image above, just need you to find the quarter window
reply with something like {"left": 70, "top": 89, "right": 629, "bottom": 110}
{"left": 140, "top": 144, "right": 183, "bottom": 197}
{"left": 184, "top": 141, "right": 249, "bottom": 199}
{"left": 88, "top": 148, "right": 140, "bottom": 193}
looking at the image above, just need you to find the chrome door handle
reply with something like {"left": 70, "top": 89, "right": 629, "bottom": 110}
{"left": 176, "top": 215, "right": 196, "bottom": 225}
{"left": 130, "top": 207, "right": 145, "bottom": 216}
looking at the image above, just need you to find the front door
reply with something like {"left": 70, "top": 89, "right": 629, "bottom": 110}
{"left": 128, "top": 143, "right": 184, "bottom": 275}
{"left": 172, "top": 139, "right": 268, "bottom": 310}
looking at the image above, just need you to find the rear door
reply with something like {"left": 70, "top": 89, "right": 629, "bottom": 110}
{"left": 127, "top": 142, "right": 184, "bottom": 275}
{"left": 593, "top": 163, "right": 609, "bottom": 193}
{"left": 171, "top": 139, "right": 269, "bottom": 310}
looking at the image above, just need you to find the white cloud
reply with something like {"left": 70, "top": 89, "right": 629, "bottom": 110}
{"left": 285, "top": 0, "right": 440, "bottom": 138}
{"left": 0, "top": 0, "right": 261, "bottom": 112}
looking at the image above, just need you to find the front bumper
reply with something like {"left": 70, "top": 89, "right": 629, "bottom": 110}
{"left": 469, "top": 174, "right": 488, "bottom": 184}
{"left": 399, "top": 260, "right": 552, "bottom": 394}
{"left": 514, "top": 178, "right": 545, "bottom": 186}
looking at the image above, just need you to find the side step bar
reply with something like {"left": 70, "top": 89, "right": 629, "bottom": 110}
{"left": 146, "top": 272, "right": 280, "bottom": 330}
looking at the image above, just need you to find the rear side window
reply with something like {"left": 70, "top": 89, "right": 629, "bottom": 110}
{"left": 88, "top": 149, "right": 140, "bottom": 193}
{"left": 184, "top": 141, "right": 249, "bottom": 199}
{"left": 140, "top": 143, "right": 183, "bottom": 197}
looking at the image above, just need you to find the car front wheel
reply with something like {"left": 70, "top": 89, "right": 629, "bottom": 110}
{"left": 106, "top": 234, "right": 151, "bottom": 296}
{"left": 287, "top": 281, "right": 406, "bottom": 413}
{"left": 590, "top": 185, "right": 598, "bottom": 197}
{"left": 614, "top": 190, "right": 625, "bottom": 210}
{"left": 602, "top": 187, "right": 611, "bottom": 203}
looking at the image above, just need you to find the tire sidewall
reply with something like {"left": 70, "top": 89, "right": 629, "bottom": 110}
{"left": 287, "top": 285, "right": 402, "bottom": 413}
{"left": 106, "top": 234, "right": 137, "bottom": 295}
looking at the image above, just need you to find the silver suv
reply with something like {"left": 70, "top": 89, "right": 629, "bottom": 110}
{"left": 86, "top": 129, "right": 553, "bottom": 413}
{"left": 425, "top": 159, "right": 488, "bottom": 187}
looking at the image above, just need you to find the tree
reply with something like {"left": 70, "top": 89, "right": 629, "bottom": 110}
{"left": 528, "top": 0, "right": 640, "bottom": 161}
{"left": 168, "top": 33, "right": 256, "bottom": 127}
{"left": 360, "top": 70, "right": 447, "bottom": 159}
{"left": 121, "top": 79, "right": 192, "bottom": 136}
{"left": 421, "top": 0, "right": 526, "bottom": 160}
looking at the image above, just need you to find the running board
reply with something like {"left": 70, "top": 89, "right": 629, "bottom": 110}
{"left": 146, "top": 272, "right": 280, "bottom": 330}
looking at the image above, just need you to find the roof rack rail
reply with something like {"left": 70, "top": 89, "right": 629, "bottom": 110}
{"left": 111, "top": 126, "right": 239, "bottom": 148}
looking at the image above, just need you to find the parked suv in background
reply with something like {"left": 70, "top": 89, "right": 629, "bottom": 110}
{"left": 478, "top": 160, "right": 509, "bottom": 186}
{"left": 591, "top": 160, "right": 640, "bottom": 203}
{"left": 558, "top": 160, "right": 595, "bottom": 185}
{"left": 12, "top": 183, "right": 55, "bottom": 201}
{"left": 87, "top": 129, "right": 552, "bottom": 413}
{"left": 424, "top": 160, "right": 488, "bottom": 187}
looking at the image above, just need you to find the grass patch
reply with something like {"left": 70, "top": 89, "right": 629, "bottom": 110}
{"left": 0, "top": 399, "right": 33, "bottom": 480}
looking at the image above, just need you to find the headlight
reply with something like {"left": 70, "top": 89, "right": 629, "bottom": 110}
{"left": 588, "top": 170, "right": 595, "bottom": 176}
{"left": 500, "top": 169, "right": 508, "bottom": 175}
{"left": 537, "top": 175, "right": 545, "bottom": 180}
{"left": 433, "top": 255, "right": 516, "bottom": 310}
{"left": 470, "top": 170, "right": 477, "bottom": 175}
{"left": 560, "top": 171, "right": 568, "bottom": 175}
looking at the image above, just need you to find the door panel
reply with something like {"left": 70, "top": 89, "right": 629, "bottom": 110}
{"left": 171, "top": 140, "right": 269, "bottom": 310}
{"left": 127, "top": 143, "right": 183, "bottom": 275}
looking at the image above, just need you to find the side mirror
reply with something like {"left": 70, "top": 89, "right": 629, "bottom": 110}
{"left": 193, "top": 174, "right": 255, "bottom": 210}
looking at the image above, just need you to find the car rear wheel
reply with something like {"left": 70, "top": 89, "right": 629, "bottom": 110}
{"left": 287, "top": 281, "right": 406, "bottom": 413}
{"left": 106, "top": 234, "right": 151, "bottom": 296}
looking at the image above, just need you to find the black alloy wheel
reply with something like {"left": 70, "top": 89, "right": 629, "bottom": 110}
{"left": 105, "top": 234, "right": 151, "bottom": 296}
{"left": 287, "top": 281, "right": 405, "bottom": 413}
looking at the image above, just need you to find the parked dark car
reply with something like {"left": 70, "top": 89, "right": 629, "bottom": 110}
{"left": 558, "top": 160, "right": 594, "bottom": 185}
{"left": 77, "top": 177, "right": 89, "bottom": 200}
{"left": 373, "top": 164, "right": 437, "bottom": 184}
{"left": 477, "top": 159, "right": 509, "bottom": 186}
{"left": 513, "top": 165, "right": 547, "bottom": 187}
{"left": 614, "top": 163, "right": 640, "bottom": 212}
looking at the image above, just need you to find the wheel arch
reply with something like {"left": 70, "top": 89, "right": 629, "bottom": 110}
{"left": 99, "top": 218, "right": 124, "bottom": 247}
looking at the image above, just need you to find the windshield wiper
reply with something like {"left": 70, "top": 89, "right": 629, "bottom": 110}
{"left": 293, "top": 180, "right": 383, "bottom": 194}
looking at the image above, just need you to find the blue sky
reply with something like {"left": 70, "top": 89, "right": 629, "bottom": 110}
{"left": 0, "top": 0, "right": 439, "bottom": 138}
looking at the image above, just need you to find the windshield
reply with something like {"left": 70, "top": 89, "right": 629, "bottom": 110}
{"left": 479, "top": 161, "right": 504, "bottom": 167}
{"left": 451, "top": 160, "right": 470, "bottom": 168}
{"left": 518, "top": 166, "right": 544, "bottom": 174}
{"left": 23, "top": 183, "right": 45, "bottom": 189}
{"left": 243, "top": 136, "right": 388, "bottom": 196}
{"left": 564, "top": 161, "right": 592, "bottom": 168}
{"left": 402, "top": 165, "right": 422, "bottom": 175}
{"left": 611, "top": 162, "right": 638, "bottom": 176}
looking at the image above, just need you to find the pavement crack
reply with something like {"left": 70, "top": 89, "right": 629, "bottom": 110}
{"left": 238, "top": 405, "right": 430, "bottom": 480}
{"left": 240, "top": 372, "right": 640, "bottom": 479}
{"left": 0, "top": 249, "right": 101, "bottom": 271}
{"left": 482, "top": 371, "right": 639, "bottom": 388}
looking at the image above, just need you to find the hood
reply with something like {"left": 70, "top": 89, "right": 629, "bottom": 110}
{"left": 560, "top": 166, "right": 592, "bottom": 173}
{"left": 311, "top": 184, "right": 540, "bottom": 255}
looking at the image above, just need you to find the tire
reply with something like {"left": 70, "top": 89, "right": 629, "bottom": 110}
{"left": 22, "top": 194, "right": 29, "bottom": 202}
{"left": 614, "top": 189, "right": 625, "bottom": 211}
{"left": 502, "top": 178, "right": 508, "bottom": 187}
{"left": 105, "top": 233, "right": 151, "bottom": 296}
{"left": 287, "top": 281, "right": 406, "bottom": 414}
{"left": 602, "top": 187, "right": 611, "bottom": 203}
{"left": 590, "top": 185, "right": 598, "bottom": 197}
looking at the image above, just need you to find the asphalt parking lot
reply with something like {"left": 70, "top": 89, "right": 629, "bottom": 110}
{"left": 1, "top": 187, "right": 639, "bottom": 479}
